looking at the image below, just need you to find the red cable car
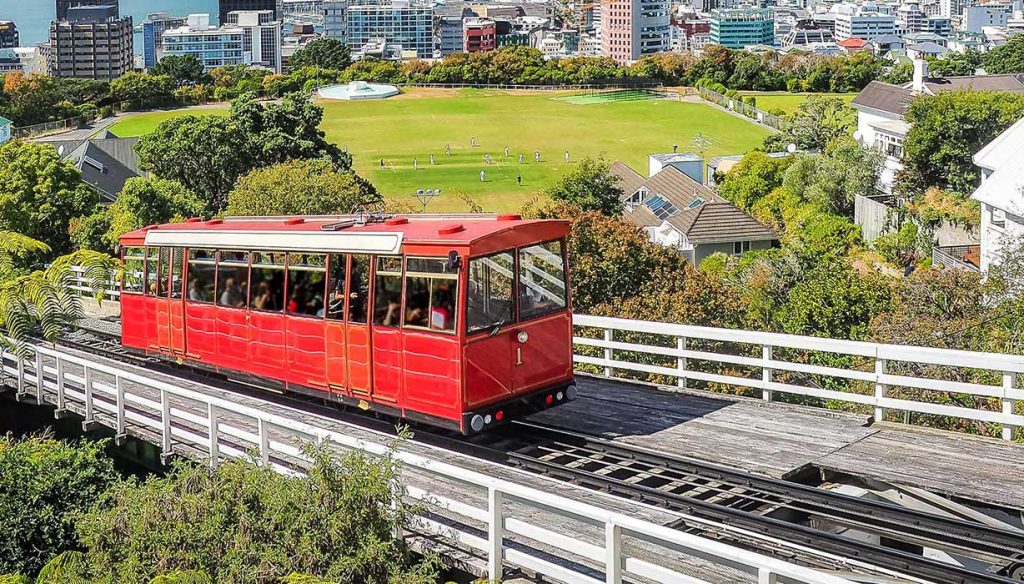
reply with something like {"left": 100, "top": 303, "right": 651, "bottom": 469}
{"left": 118, "top": 214, "right": 577, "bottom": 434}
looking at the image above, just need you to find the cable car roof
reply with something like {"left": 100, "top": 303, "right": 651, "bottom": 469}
{"left": 120, "top": 214, "right": 569, "bottom": 254}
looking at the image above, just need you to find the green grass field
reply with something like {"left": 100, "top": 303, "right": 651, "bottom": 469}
{"left": 110, "top": 88, "right": 771, "bottom": 212}
{"left": 737, "top": 91, "right": 856, "bottom": 115}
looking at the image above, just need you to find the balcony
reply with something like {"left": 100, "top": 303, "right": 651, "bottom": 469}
{"left": 932, "top": 244, "right": 981, "bottom": 272}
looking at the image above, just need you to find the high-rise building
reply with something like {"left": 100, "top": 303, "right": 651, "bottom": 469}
{"left": 709, "top": 8, "right": 774, "bottom": 49}
{"left": 49, "top": 5, "right": 133, "bottom": 81}
{"left": 438, "top": 16, "right": 464, "bottom": 55}
{"left": 323, "top": 0, "right": 348, "bottom": 42}
{"left": 897, "top": 0, "right": 925, "bottom": 32}
{"left": 834, "top": 11, "right": 895, "bottom": 41}
{"left": 0, "top": 21, "right": 19, "bottom": 48}
{"left": 347, "top": 0, "right": 434, "bottom": 58}
{"left": 142, "top": 12, "right": 188, "bottom": 69}
{"left": 220, "top": 0, "right": 279, "bottom": 25}
{"left": 600, "top": 0, "right": 671, "bottom": 63}
{"left": 162, "top": 14, "right": 246, "bottom": 70}
{"left": 56, "top": 0, "right": 119, "bottom": 21}
{"left": 225, "top": 10, "right": 283, "bottom": 73}
{"left": 464, "top": 17, "right": 496, "bottom": 52}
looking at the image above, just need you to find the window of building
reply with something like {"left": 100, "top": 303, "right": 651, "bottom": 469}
{"left": 467, "top": 251, "right": 515, "bottom": 334}
{"left": 519, "top": 241, "right": 568, "bottom": 320}
{"left": 373, "top": 256, "right": 403, "bottom": 327}
{"left": 216, "top": 250, "right": 249, "bottom": 308}
{"left": 993, "top": 208, "right": 1007, "bottom": 229}
{"left": 122, "top": 246, "right": 145, "bottom": 294}
{"left": 250, "top": 251, "right": 285, "bottom": 312}
{"left": 733, "top": 240, "right": 752, "bottom": 254}
{"left": 287, "top": 253, "right": 326, "bottom": 317}
{"left": 187, "top": 249, "right": 216, "bottom": 303}
{"left": 404, "top": 257, "right": 458, "bottom": 332}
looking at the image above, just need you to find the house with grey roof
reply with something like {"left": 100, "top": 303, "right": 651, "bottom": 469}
{"left": 852, "top": 58, "right": 1024, "bottom": 195}
{"left": 611, "top": 160, "right": 778, "bottom": 265}
{"left": 48, "top": 135, "right": 145, "bottom": 202}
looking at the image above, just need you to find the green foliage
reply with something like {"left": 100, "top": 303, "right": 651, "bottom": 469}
{"left": 719, "top": 151, "right": 793, "bottom": 210}
{"left": 0, "top": 140, "right": 98, "bottom": 259}
{"left": 0, "top": 575, "right": 30, "bottom": 584}
{"left": 69, "top": 205, "right": 113, "bottom": 254}
{"left": 873, "top": 221, "right": 920, "bottom": 266}
{"left": 982, "top": 34, "right": 1024, "bottom": 74}
{"left": 802, "top": 136, "right": 881, "bottom": 216}
{"left": 928, "top": 50, "right": 982, "bottom": 76}
{"left": 544, "top": 157, "right": 624, "bottom": 215}
{"left": 0, "top": 437, "right": 119, "bottom": 577}
{"left": 109, "top": 73, "right": 175, "bottom": 110}
{"left": 34, "top": 552, "right": 88, "bottom": 584}
{"left": 771, "top": 95, "right": 857, "bottom": 151}
{"left": 0, "top": 73, "right": 107, "bottom": 126}
{"left": 779, "top": 258, "right": 892, "bottom": 339}
{"left": 289, "top": 38, "right": 352, "bottom": 71}
{"left": 788, "top": 210, "right": 862, "bottom": 258}
{"left": 226, "top": 159, "right": 379, "bottom": 216}
{"left": 150, "top": 55, "right": 208, "bottom": 87}
{"left": 105, "top": 178, "right": 205, "bottom": 244}
{"left": 148, "top": 571, "right": 213, "bottom": 584}
{"left": 898, "top": 90, "right": 1024, "bottom": 195}
{"left": 76, "top": 441, "right": 438, "bottom": 584}
{"left": 880, "top": 62, "right": 913, "bottom": 85}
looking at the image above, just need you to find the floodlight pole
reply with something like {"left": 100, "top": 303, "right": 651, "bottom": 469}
{"left": 413, "top": 188, "right": 441, "bottom": 212}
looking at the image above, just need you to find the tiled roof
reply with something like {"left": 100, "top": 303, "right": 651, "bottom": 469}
{"left": 922, "top": 74, "right": 1024, "bottom": 94}
{"left": 851, "top": 81, "right": 914, "bottom": 116}
{"left": 48, "top": 137, "right": 143, "bottom": 202}
{"left": 612, "top": 162, "right": 778, "bottom": 245}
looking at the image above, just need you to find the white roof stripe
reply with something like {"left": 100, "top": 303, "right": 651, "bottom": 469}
{"left": 144, "top": 229, "right": 404, "bottom": 254}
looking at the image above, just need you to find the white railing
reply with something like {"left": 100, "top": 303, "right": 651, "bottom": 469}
{"left": 66, "top": 265, "right": 120, "bottom": 299}
{"left": 0, "top": 342, "right": 857, "bottom": 584}
{"left": 574, "top": 315, "right": 1024, "bottom": 441}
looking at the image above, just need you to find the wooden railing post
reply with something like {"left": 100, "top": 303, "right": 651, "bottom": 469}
{"left": 487, "top": 486, "right": 504, "bottom": 581}
{"left": 34, "top": 351, "right": 44, "bottom": 404}
{"left": 160, "top": 388, "right": 172, "bottom": 454}
{"left": 83, "top": 367, "right": 94, "bottom": 427}
{"left": 605, "top": 520, "right": 622, "bottom": 584}
{"left": 208, "top": 402, "right": 219, "bottom": 469}
{"left": 603, "top": 328, "right": 614, "bottom": 377}
{"left": 758, "top": 567, "right": 778, "bottom": 584}
{"left": 257, "top": 418, "right": 270, "bottom": 466}
{"left": 115, "top": 376, "right": 126, "bottom": 440}
{"left": 874, "top": 358, "right": 887, "bottom": 423}
{"left": 55, "top": 358, "right": 66, "bottom": 413}
{"left": 676, "top": 336, "right": 687, "bottom": 390}
{"left": 16, "top": 357, "right": 25, "bottom": 396}
{"left": 762, "top": 345, "right": 773, "bottom": 402}
{"left": 1003, "top": 372, "right": 1017, "bottom": 441}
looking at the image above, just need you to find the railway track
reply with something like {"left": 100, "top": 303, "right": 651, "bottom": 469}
{"left": 46, "top": 325, "right": 1024, "bottom": 584}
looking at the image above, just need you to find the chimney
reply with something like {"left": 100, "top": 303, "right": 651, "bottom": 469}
{"left": 912, "top": 57, "right": 928, "bottom": 93}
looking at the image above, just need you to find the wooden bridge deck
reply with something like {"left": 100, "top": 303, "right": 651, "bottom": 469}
{"left": 532, "top": 375, "right": 1024, "bottom": 513}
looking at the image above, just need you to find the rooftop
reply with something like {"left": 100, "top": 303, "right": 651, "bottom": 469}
{"left": 972, "top": 116, "right": 1024, "bottom": 216}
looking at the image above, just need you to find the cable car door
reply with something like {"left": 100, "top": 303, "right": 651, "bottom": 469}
{"left": 343, "top": 255, "right": 373, "bottom": 396}
{"left": 369, "top": 256, "right": 402, "bottom": 404}
{"left": 158, "top": 247, "right": 186, "bottom": 356}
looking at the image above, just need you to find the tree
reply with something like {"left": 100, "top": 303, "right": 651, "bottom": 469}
{"left": 0, "top": 436, "right": 119, "bottom": 576}
{"left": 779, "top": 258, "right": 892, "bottom": 339}
{"left": 226, "top": 159, "right": 379, "bottom": 216}
{"left": 135, "top": 114, "right": 249, "bottom": 211}
{"left": 799, "top": 136, "right": 881, "bottom": 217}
{"left": 289, "top": 38, "right": 352, "bottom": 72}
{"left": 544, "top": 157, "right": 624, "bottom": 215}
{"left": 109, "top": 72, "right": 175, "bottom": 110}
{"left": 105, "top": 177, "right": 206, "bottom": 244}
{"left": 0, "top": 141, "right": 98, "bottom": 258}
{"left": 983, "top": 34, "right": 1024, "bottom": 74}
{"left": 771, "top": 95, "right": 857, "bottom": 151}
{"left": 76, "top": 442, "right": 438, "bottom": 583}
{"left": 897, "top": 90, "right": 1024, "bottom": 196}
{"left": 718, "top": 151, "right": 793, "bottom": 211}
{"left": 928, "top": 50, "right": 982, "bottom": 77}
{"left": 150, "top": 55, "right": 208, "bottom": 86}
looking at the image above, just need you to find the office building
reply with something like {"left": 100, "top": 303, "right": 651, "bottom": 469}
{"left": 924, "top": 15, "right": 951, "bottom": 35}
{"left": 963, "top": 4, "right": 1009, "bottom": 31}
{"left": 142, "top": 12, "right": 187, "bottom": 69}
{"left": 220, "top": 0, "right": 278, "bottom": 24}
{"left": 834, "top": 11, "right": 895, "bottom": 41}
{"left": 438, "top": 16, "right": 464, "bottom": 55}
{"left": 56, "top": 0, "right": 118, "bottom": 21}
{"left": 600, "top": 0, "right": 671, "bottom": 63}
{"left": 323, "top": 0, "right": 347, "bottom": 42}
{"left": 464, "top": 17, "right": 496, "bottom": 52}
{"left": 225, "top": 10, "right": 283, "bottom": 72}
{"left": 0, "top": 21, "right": 18, "bottom": 48}
{"left": 709, "top": 8, "right": 774, "bottom": 49}
{"left": 347, "top": 0, "right": 434, "bottom": 59}
{"left": 49, "top": 5, "right": 133, "bottom": 81}
{"left": 162, "top": 14, "right": 245, "bottom": 70}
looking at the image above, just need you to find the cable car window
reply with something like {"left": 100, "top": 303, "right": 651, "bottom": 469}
{"left": 169, "top": 248, "right": 184, "bottom": 299}
{"left": 122, "top": 246, "right": 145, "bottom": 294}
{"left": 326, "top": 254, "right": 347, "bottom": 321}
{"left": 250, "top": 251, "right": 285, "bottom": 312}
{"left": 157, "top": 248, "right": 170, "bottom": 297}
{"left": 144, "top": 247, "right": 161, "bottom": 296}
{"left": 467, "top": 251, "right": 515, "bottom": 334}
{"left": 518, "top": 240, "right": 568, "bottom": 320}
{"left": 373, "top": 256, "right": 403, "bottom": 327}
{"left": 216, "top": 251, "right": 249, "bottom": 309}
{"left": 348, "top": 255, "right": 370, "bottom": 324}
{"left": 187, "top": 249, "right": 216, "bottom": 303}
{"left": 287, "top": 253, "right": 326, "bottom": 318}
{"left": 404, "top": 257, "right": 458, "bottom": 333}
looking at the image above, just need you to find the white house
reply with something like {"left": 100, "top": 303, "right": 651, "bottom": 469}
{"left": 0, "top": 116, "right": 11, "bottom": 145}
{"left": 971, "top": 116, "right": 1024, "bottom": 271}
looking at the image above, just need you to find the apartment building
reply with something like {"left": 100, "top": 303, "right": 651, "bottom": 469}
{"left": 709, "top": 8, "right": 774, "bottom": 49}
{"left": 600, "top": 0, "right": 671, "bottom": 63}
{"left": 49, "top": 5, "right": 133, "bottom": 81}
{"left": 161, "top": 14, "right": 246, "bottom": 70}
{"left": 834, "top": 11, "right": 895, "bottom": 41}
{"left": 347, "top": 0, "right": 434, "bottom": 58}
{"left": 0, "top": 21, "right": 18, "bottom": 48}
{"left": 464, "top": 17, "right": 497, "bottom": 52}
{"left": 225, "top": 9, "right": 283, "bottom": 73}
{"left": 142, "top": 12, "right": 188, "bottom": 69}
{"left": 220, "top": 0, "right": 279, "bottom": 24}
{"left": 56, "top": 0, "right": 118, "bottom": 21}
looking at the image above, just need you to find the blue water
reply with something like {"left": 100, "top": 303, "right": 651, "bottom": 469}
{"left": 0, "top": 0, "right": 219, "bottom": 48}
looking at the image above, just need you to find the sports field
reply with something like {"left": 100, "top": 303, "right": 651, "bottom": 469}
{"left": 737, "top": 91, "right": 856, "bottom": 115}
{"left": 110, "top": 88, "right": 771, "bottom": 212}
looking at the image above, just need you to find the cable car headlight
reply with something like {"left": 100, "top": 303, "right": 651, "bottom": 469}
{"left": 470, "top": 414, "right": 485, "bottom": 433}
{"left": 518, "top": 331, "right": 529, "bottom": 343}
